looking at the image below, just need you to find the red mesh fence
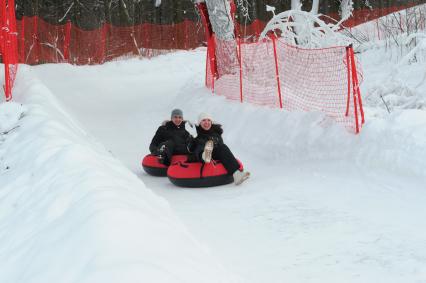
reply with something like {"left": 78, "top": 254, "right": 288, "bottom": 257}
{"left": 0, "top": 0, "right": 18, "bottom": 101}
{"left": 341, "top": 3, "right": 422, "bottom": 28}
{"left": 373, "top": 4, "right": 426, "bottom": 41}
{"left": 208, "top": 36, "right": 365, "bottom": 133}
{"left": 8, "top": 5, "right": 422, "bottom": 66}
{"left": 3, "top": 1, "right": 415, "bottom": 104}
{"left": 235, "top": 19, "right": 267, "bottom": 40}
{"left": 334, "top": 4, "right": 426, "bottom": 42}
{"left": 16, "top": 17, "right": 206, "bottom": 65}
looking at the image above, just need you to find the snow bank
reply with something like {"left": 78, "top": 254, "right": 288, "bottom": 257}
{"left": 0, "top": 102, "right": 25, "bottom": 133}
{"left": 0, "top": 67, "right": 237, "bottom": 283}
{"left": 349, "top": 5, "right": 426, "bottom": 112}
{"left": 361, "top": 46, "right": 426, "bottom": 112}
{"left": 30, "top": 49, "right": 426, "bottom": 180}
{"left": 169, "top": 60, "right": 426, "bottom": 178}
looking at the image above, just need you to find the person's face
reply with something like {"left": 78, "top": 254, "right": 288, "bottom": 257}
{"left": 200, "top": 118, "right": 212, "bottom": 130}
{"left": 172, "top": 115, "right": 183, "bottom": 126}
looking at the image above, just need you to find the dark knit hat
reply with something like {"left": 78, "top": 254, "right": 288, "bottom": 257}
{"left": 171, "top": 108, "right": 183, "bottom": 118}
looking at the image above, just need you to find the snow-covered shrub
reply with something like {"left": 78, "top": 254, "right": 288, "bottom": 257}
{"left": 400, "top": 32, "right": 426, "bottom": 65}
{"left": 377, "top": 4, "right": 426, "bottom": 61}
{"left": 354, "top": 5, "right": 426, "bottom": 112}
{"left": 365, "top": 77, "right": 426, "bottom": 112}
{"left": 260, "top": 0, "right": 356, "bottom": 48}
{"left": 260, "top": 9, "right": 352, "bottom": 48}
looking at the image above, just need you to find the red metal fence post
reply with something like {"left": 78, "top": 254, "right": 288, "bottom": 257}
{"left": 207, "top": 35, "right": 216, "bottom": 93}
{"left": 63, "top": 21, "right": 71, "bottom": 61}
{"left": 100, "top": 23, "right": 107, "bottom": 64}
{"left": 349, "top": 46, "right": 363, "bottom": 133}
{"left": 1, "top": 0, "right": 8, "bottom": 100}
{"left": 350, "top": 46, "right": 365, "bottom": 125}
{"left": 1, "top": 0, "right": 18, "bottom": 101}
{"left": 238, "top": 37, "right": 243, "bottom": 103}
{"left": 32, "top": 16, "right": 39, "bottom": 64}
{"left": 345, "top": 45, "right": 352, "bottom": 116}
{"left": 196, "top": 2, "right": 217, "bottom": 92}
{"left": 271, "top": 34, "right": 283, "bottom": 108}
{"left": 20, "top": 18, "right": 25, "bottom": 62}
{"left": 184, "top": 19, "right": 188, "bottom": 50}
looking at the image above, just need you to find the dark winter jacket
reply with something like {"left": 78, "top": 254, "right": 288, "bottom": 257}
{"left": 149, "top": 121, "right": 192, "bottom": 154}
{"left": 194, "top": 124, "right": 224, "bottom": 149}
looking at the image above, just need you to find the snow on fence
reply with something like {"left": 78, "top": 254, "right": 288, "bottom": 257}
{"left": 206, "top": 36, "right": 365, "bottom": 134}
{"left": 0, "top": 0, "right": 18, "bottom": 101}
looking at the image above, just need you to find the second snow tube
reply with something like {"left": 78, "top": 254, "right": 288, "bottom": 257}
{"left": 167, "top": 160, "right": 243, "bottom": 188}
{"left": 142, "top": 154, "right": 188, "bottom": 176}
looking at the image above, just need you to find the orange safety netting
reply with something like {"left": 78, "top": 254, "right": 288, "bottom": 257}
{"left": 3, "top": 1, "right": 410, "bottom": 107}
{"left": 0, "top": 0, "right": 18, "bottom": 101}
{"left": 340, "top": 3, "right": 422, "bottom": 28}
{"left": 16, "top": 16, "right": 206, "bottom": 65}
{"left": 206, "top": 36, "right": 365, "bottom": 134}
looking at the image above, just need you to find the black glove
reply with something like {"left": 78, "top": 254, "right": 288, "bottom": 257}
{"left": 149, "top": 145, "right": 159, "bottom": 155}
{"left": 150, "top": 144, "right": 166, "bottom": 155}
{"left": 210, "top": 136, "right": 220, "bottom": 146}
{"left": 186, "top": 136, "right": 195, "bottom": 152}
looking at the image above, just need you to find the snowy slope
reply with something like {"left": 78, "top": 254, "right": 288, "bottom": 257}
{"left": 0, "top": 67, "right": 237, "bottom": 283}
{"left": 1, "top": 43, "right": 426, "bottom": 283}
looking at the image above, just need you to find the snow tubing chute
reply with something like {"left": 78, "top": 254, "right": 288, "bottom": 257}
{"left": 167, "top": 160, "right": 243, "bottom": 188}
{"left": 142, "top": 154, "right": 188, "bottom": 176}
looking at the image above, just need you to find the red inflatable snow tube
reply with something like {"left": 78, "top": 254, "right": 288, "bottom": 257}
{"left": 167, "top": 160, "right": 243, "bottom": 188}
{"left": 142, "top": 154, "right": 188, "bottom": 176}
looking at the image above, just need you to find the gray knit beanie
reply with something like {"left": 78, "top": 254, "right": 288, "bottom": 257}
{"left": 171, "top": 108, "right": 183, "bottom": 119}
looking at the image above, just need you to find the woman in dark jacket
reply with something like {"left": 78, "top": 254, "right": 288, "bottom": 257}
{"left": 193, "top": 112, "right": 250, "bottom": 185}
{"left": 149, "top": 109, "right": 192, "bottom": 166}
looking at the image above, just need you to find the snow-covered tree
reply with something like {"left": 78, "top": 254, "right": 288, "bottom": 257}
{"left": 291, "top": 0, "right": 319, "bottom": 14}
{"left": 194, "top": 0, "right": 235, "bottom": 40}
{"left": 261, "top": 0, "right": 355, "bottom": 48}
{"left": 339, "top": 0, "right": 354, "bottom": 22}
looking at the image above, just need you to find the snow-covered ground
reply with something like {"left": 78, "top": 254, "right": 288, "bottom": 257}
{"left": 1, "top": 39, "right": 426, "bottom": 282}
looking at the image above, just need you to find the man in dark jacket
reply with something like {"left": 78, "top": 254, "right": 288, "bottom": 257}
{"left": 149, "top": 109, "right": 192, "bottom": 166}
{"left": 193, "top": 112, "right": 250, "bottom": 185}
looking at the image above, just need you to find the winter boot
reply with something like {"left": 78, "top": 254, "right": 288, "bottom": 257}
{"left": 233, "top": 169, "right": 250, "bottom": 185}
{"left": 201, "top": 140, "right": 214, "bottom": 163}
{"left": 157, "top": 144, "right": 167, "bottom": 164}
